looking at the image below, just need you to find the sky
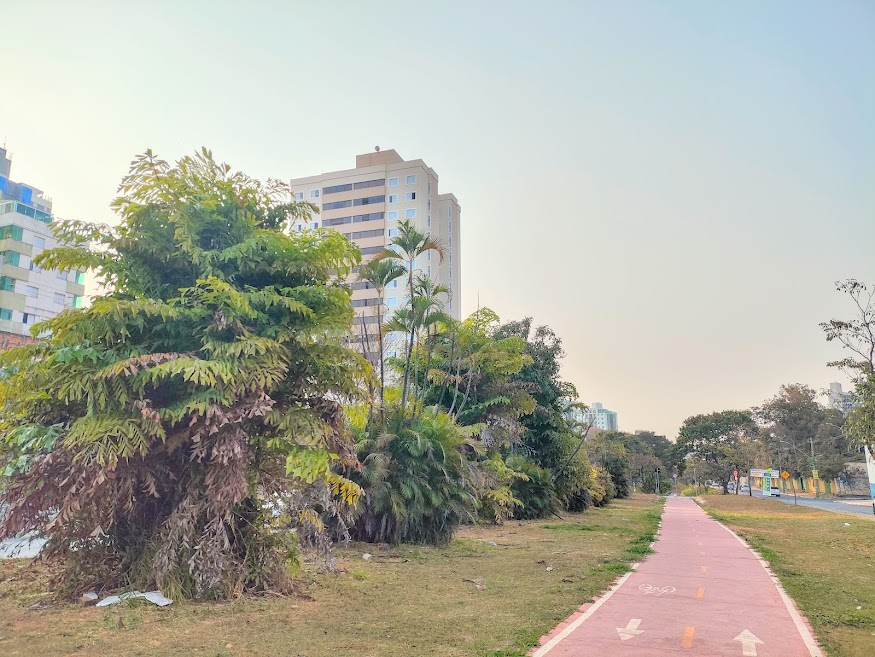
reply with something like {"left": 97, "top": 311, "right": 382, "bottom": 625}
{"left": 3, "top": 1, "right": 874, "bottom": 438}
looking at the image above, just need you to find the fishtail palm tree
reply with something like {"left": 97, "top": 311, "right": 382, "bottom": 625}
{"left": 375, "top": 220, "right": 445, "bottom": 408}
{"left": 358, "top": 259, "right": 406, "bottom": 412}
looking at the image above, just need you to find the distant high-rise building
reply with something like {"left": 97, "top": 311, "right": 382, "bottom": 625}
{"left": 0, "top": 147, "right": 86, "bottom": 337}
{"left": 581, "top": 402, "right": 619, "bottom": 432}
{"left": 288, "top": 149, "right": 461, "bottom": 338}
{"left": 828, "top": 382, "right": 857, "bottom": 416}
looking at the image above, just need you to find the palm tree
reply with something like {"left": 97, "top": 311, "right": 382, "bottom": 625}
{"left": 411, "top": 275, "right": 451, "bottom": 407}
{"left": 375, "top": 220, "right": 445, "bottom": 408}
{"left": 358, "top": 259, "right": 406, "bottom": 412}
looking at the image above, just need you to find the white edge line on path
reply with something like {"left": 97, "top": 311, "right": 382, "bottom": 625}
{"left": 712, "top": 517, "right": 824, "bottom": 657}
{"left": 531, "top": 564, "right": 638, "bottom": 657}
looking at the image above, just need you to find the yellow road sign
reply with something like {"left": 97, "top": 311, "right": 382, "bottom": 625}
{"left": 781, "top": 470, "right": 790, "bottom": 479}
{"left": 811, "top": 469, "right": 819, "bottom": 479}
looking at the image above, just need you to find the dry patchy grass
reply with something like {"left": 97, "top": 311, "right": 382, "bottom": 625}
{"left": 0, "top": 495, "right": 662, "bottom": 657}
{"left": 698, "top": 495, "right": 875, "bottom": 657}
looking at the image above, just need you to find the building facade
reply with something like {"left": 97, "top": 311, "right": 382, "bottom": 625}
{"left": 581, "top": 402, "right": 619, "bottom": 432}
{"left": 0, "top": 147, "right": 86, "bottom": 336}
{"left": 288, "top": 149, "right": 461, "bottom": 333}
{"left": 827, "top": 382, "right": 857, "bottom": 416}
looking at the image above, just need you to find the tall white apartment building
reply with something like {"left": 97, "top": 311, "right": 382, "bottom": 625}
{"left": 827, "top": 382, "right": 857, "bottom": 416}
{"left": 288, "top": 149, "right": 461, "bottom": 333}
{"left": 582, "top": 402, "right": 619, "bottom": 432}
{"left": 0, "top": 147, "right": 86, "bottom": 338}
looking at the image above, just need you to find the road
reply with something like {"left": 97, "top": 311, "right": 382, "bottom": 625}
{"left": 764, "top": 494, "right": 875, "bottom": 519}
{"left": 531, "top": 497, "right": 822, "bottom": 657}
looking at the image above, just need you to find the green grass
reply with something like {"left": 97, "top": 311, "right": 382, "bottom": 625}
{"left": 698, "top": 495, "right": 875, "bottom": 657}
{"left": 0, "top": 495, "right": 664, "bottom": 657}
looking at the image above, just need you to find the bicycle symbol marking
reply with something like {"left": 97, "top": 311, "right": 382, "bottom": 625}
{"left": 639, "top": 584, "right": 676, "bottom": 596}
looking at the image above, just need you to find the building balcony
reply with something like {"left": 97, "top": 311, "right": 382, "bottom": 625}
{"left": 0, "top": 200, "right": 53, "bottom": 225}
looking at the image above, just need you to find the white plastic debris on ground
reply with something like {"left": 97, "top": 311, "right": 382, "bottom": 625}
{"left": 96, "top": 591, "right": 173, "bottom": 607}
{"left": 0, "top": 534, "right": 46, "bottom": 559}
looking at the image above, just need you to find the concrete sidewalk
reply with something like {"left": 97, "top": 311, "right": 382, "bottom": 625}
{"left": 529, "top": 497, "right": 822, "bottom": 657}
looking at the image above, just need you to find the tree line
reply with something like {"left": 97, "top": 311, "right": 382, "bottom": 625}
{"left": 0, "top": 151, "right": 659, "bottom": 601}
{"left": 671, "top": 280, "right": 875, "bottom": 493}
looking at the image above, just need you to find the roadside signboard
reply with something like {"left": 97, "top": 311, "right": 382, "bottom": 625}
{"left": 811, "top": 469, "right": 819, "bottom": 479}
{"left": 757, "top": 468, "right": 780, "bottom": 496}
{"left": 762, "top": 469, "right": 773, "bottom": 496}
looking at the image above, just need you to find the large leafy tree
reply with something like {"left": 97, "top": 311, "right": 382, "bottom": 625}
{"left": 492, "top": 319, "right": 595, "bottom": 511}
{"left": 0, "top": 150, "right": 367, "bottom": 598}
{"left": 756, "top": 384, "right": 850, "bottom": 479}
{"left": 675, "top": 410, "right": 757, "bottom": 493}
{"left": 821, "top": 279, "right": 875, "bottom": 454}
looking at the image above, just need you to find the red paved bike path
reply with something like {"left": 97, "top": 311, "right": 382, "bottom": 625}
{"left": 530, "top": 497, "right": 822, "bottom": 657}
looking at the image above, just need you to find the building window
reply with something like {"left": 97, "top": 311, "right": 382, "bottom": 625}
{"left": 427, "top": 215, "right": 431, "bottom": 227}
{"left": 353, "top": 179, "right": 385, "bottom": 190}
{"left": 33, "top": 236, "right": 46, "bottom": 249}
{"left": 449, "top": 268, "right": 453, "bottom": 280}
{"left": 405, "top": 208, "right": 416, "bottom": 219}
{"left": 427, "top": 199, "right": 431, "bottom": 211}
{"left": 386, "top": 297, "right": 398, "bottom": 307}
{"left": 427, "top": 265, "right": 431, "bottom": 276}
{"left": 310, "top": 189, "right": 320, "bottom": 199}
{"left": 1, "top": 251, "right": 20, "bottom": 267}
{"left": 388, "top": 228, "right": 398, "bottom": 237}
{"left": 406, "top": 175, "right": 416, "bottom": 185}
{"left": 448, "top": 221, "right": 452, "bottom": 233}
{"left": 294, "top": 224, "right": 303, "bottom": 232}
{"left": 388, "top": 279, "right": 398, "bottom": 288}
{"left": 405, "top": 192, "right": 416, "bottom": 201}
{"left": 388, "top": 195, "right": 399, "bottom": 204}
{"left": 53, "top": 292, "right": 64, "bottom": 305}
{"left": 0, "top": 225, "right": 24, "bottom": 241}
{"left": 352, "top": 195, "right": 385, "bottom": 207}
{"left": 449, "top": 300, "right": 453, "bottom": 311}
{"left": 73, "top": 294, "right": 84, "bottom": 308}
{"left": 0, "top": 277, "right": 14, "bottom": 291}
{"left": 56, "top": 269, "right": 66, "bottom": 280}
{"left": 75, "top": 271, "right": 86, "bottom": 285}
{"left": 294, "top": 192, "right": 304, "bottom": 201}
{"left": 29, "top": 260, "right": 41, "bottom": 273}
{"left": 388, "top": 177, "right": 399, "bottom": 188}
{"left": 448, "top": 206, "right": 453, "bottom": 218}
{"left": 322, "top": 183, "right": 353, "bottom": 195}
{"left": 22, "top": 312, "right": 36, "bottom": 325}
{"left": 0, "top": 308, "right": 11, "bottom": 321}
{"left": 25, "top": 285, "right": 38, "bottom": 299}
{"left": 323, "top": 200, "right": 353, "bottom": 210}
{"left": 387, "top": 210, "right": 399, "bottom": 220}
{"left": 352, "top": 212, "right": 383, "bottom": 223}
{"left": 310, "top": 222, "right": 319, "bottom": 230}
{"left": 428, "top": 181, "right": 431, "bottom": 193}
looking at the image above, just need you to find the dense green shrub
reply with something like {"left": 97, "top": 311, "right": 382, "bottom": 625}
{"left": 350, "top": 406, "right": 477, "bottom": 545}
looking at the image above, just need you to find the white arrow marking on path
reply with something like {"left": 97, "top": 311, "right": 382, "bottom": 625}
{"left": 617, "top": 619, "right": 643, "bottom": 641}
{"left": 734, "top": 629, "right": 764, "bottom": 656}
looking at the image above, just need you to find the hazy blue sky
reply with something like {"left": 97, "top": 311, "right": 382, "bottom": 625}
{"left": 3, "top": 1, "right": 874, "bottom": 437}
